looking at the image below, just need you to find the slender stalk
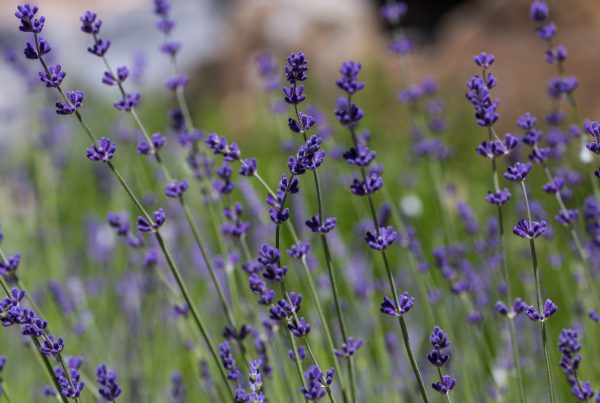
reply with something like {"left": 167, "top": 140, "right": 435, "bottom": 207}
{"left": 520, "top": 181, "right": 555, "bottom": 403}
{"left": 486, "top": 128, "right": 526, "bottom": 403}
{"left": 293, "top": 100, "right": 355, "bottom": 403}
{"left": 97, "top": 46, "right": 246, "bottom": 352}
{"left": 347, "top": 127, "right": 429, "bottom": 403}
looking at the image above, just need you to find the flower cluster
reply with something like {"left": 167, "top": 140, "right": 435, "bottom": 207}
{"left": 427, "top": 326, "right": 456, "bottom": 394}
{"left": 222, "top": 203, "right": 250, "bottom": 238}
{"left": 234, "top": 359, "right": 266, "bottom": 403}
{"left": 17, "top": 6, "right": 85, "bottom": 116}
{"left": 96, "top": 364, "right": 122, "bottom": 401}
{"left": 380, "top": 292, "right": 415, "bottom": 317}
{"left": 495, "top": 298, "right": 525, "bottom": 319}
{"left": 525, "top": 299, "right": 558, "bottom": 322}
{"left": 0, "top": 253, "right": 20, "bottom": 276}
{"left": 465, "top": 53, "right": 499, "bottom": 127}
{"left": 557, "top": 329, "right": 595, "bottom": 400}
{"left": 137, "top": 208, "right": 167, "bottom": 233}
{"left": 301, "top": 365, "right": 334, "bottom": 401}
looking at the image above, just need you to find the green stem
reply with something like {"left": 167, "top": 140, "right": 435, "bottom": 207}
{"left": 520, "top": 182, "right": 555, "bottom": 403}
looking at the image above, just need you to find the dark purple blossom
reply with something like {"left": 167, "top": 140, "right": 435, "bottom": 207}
{"left": 165, "top": 179, "right": 189, "bottom": 198}
{"left": 88, "top": 38, "right": 111, "bottom": 57}
{"left": 288, "top": 317, "right": 311, "bottom": 338}
{"left": 86, "top": 137, "right": 116, "bottom": 162}
{"left": 432, "top": 375, "right": 456, "bottom": 394}
{"left": 301, "top": 366, "right": 333, "bottom": 401}
{"left": 219, "top": 342, "right": 240, "bottom": 381}
{"left": 513, "top": 219, "right": 547, "bottom": 239}
{"left": 350, "top": 173, "right": 383, "bottom": 196}
{"left": 486, "top": 188, "right": 511, "bottom": 206}
{"left": 380, "top": 293, "right": 414, "bottom": 316}
{"left": 113, "top": 92, "right": 140, "bottom": 112}
{"left": 365, "top": 226, "right": 397, "bottom": 250}
{"left": 206, "top": 133, "right": 241, "bottom": 162}
{"left": 80, "top": 11, "right": 102, "bottom": 34}
{"left": 525, "top": 299, "right": 558, "bottom": 322}
{"left": 335, "top": 61, "right": 365, "bottom": 94}
{"left": 504, "top": 162, "right": 532, "bottom": 182}
{"left": 305, "top": 216, "right": 336, "bottom": 234}
{"left": 137, "top": 132, "right": 166, "bottom": 155}
{"left": 15, "top": 4, "right": 45, "bottom": 33}
{"left": 335, "top": 97, "right": 364, "bottom": 129}
{"left": 56, "top": 90, "right": 84, "bottom": 115}
{"left": 334, "top": 337, "right": 363, "bottom": 358}
{"left": 343, "top": 144, "right": 376, "bottom": 167}
{"left": 137, "top": 208, "right": 166, "bottom": 232}
{"left": 96, "top": 364, "right": 122, "bottom": 401}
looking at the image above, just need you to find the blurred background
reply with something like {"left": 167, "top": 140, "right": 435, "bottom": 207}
{"left": 1, "top": 0, "right": 600, "bottom": 401}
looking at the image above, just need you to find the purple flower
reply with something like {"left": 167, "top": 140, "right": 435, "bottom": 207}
{"left": 335, "top": 97, "right": 364, "bottom": 129}
{"left": 164, "top": 179, "right": 189, "bottom": 198}
{"left": 542, "top": 177, "right": 564, "bottom": 194}
{"left": 80, "top": 11, "right": 102, "bottom": 34}
{"left": 475, "top": 133, "right": 519, "bottom": 158}
{"left": 102, "top": 66, "right": 129, "bottom": 86}
{"left": 113, "top": 92, "right": 140, "bottom": 112}
{"left": 39, "top": 334, "right": 64, "bottom": 356}
{"left": 137, "top": 133, "right": 166, "bottom": 155}
{"left": 546, "top": 45, "right": 567, "bottom": 65}
{"left": 525, "top": 299, "right": 557, "bottom": 322}
{"left": 335, "top": 61, "right": 365, "bottom": 94}
{"left": 219, "top": 342, "right": 240, "bottom": 380}
{"left": 334, "top": 337, "right": 363, "bottom": 358}
{"left": 536, "top": 22, "right": 556, "bottom": 40}
{"left": 206, "top": 133, "right": 241, "bottom": 162}
{"left": 222, "top": 203, "right": 249, "bottom": 238}
{"left": 380, "top": 292, "right": 414, "bottom": 316}
{"left": 343, "top": 144, "right": 376, "bottom": 167}
{"left": 284, "top": 52, "right": 308, "bottom": 84}
{"left": 365, "top": 226, "right": 397, "bottom": 250}
{"left": 86, "top": 137, "right": 116, "bottom": 162}
{"left": 96, "top": 364, "right": 122, "bottom": 401}
{"left": 15, "top": 4, "right": 45, "bottom": 33}
{"left": 350, "top": 173, "right": 383, "bottom": 196}
{"left": 137, "top": 208, "right": 166, "bottom": 232}
{"left": 530, "top": 1, "right": 549, "bottom": 22}
{"left": 88, "top": 38, "right": 111, "bottom": 57}
{"left": 56, "top": 90, "right": 84, "bottom": 115}
{"left": 165, "top": 75, "right": 188, "bottom": 90}
{"left": 239, "top": 158, "right": 257, "bottom": 176}
{"left": 288, "top": 112, "right": 316, "bottom": 134}
{"left": 0, "top": 254, "right": 21, "bottom": 275}
{"left": 39, "top": 65, "right": 66, "bottom": 88}
{"left": 486, "top": 188, "right": 511, "bottom": 206}
{"left": 465, "top": 75, "right": 499, "bottom": 127}
{"left": 288, "top": 242, "right": 310, "bottom": 259}
{"left": 432, "top": 375, "right": 456, "bottom": 394}
{"left": 305, "top": 216, "right": 336, "bottom": 234}
{"left": 473, "top": 52, "right": 495, "bottom": 69}
{"left": 504, "top": 162, "right": 532, "bottom": 182}
{"left": 495, "top": 298, "right": 525, "bottom": 318}
{"left": 513, "top": 219, "right": 547, "bottom": 239}
{"left": 24, "top": 38, "right": 50, "bottom": 59}
{"left": 301, "top": 365, "right": 333, "bottom": 401}
{"left": 555, "top": 209, "right": 578, "bottom": 226}
{"left": 289, "top": 346, "right": 306, "bottom": 361}
{"left": 288, "top": 317, "right": 311, "bottom": 337}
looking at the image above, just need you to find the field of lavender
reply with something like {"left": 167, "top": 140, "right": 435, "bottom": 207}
{"left": 1, "top": 0, "right": 600, "bottom": 402}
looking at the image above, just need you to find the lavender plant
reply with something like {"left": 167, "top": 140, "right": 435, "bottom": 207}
{"left": 3, "top": 0, "right": 600, "bottom": 402}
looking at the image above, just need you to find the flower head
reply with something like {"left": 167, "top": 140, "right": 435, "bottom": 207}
{"left": 86, "top": 137, "right": 116, "bottom": 162}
